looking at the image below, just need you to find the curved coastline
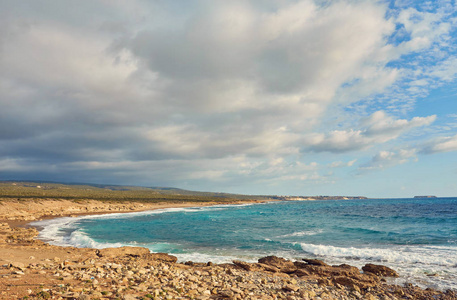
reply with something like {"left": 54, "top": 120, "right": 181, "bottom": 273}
{"left": 1, "top": 199, "right": 456, "bottom": 299}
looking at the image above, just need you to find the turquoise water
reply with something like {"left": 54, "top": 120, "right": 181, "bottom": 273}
{"left": 33, "top": 198, "right": 457, "bottom": 290}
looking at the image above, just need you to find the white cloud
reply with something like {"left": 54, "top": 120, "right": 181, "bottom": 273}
{"left": 359, "top": 148, "right": 418, "bottom": 172}
{"left": 306, "top": 111, "right": 436, "bottom": 153}
{"left": 428, "top": 57, "right": 457, "bottom": 82}
{"left": 328, "top": 159, "right": 357, "bottom": 168}
{"left": 421, "top": 134, "right": 457, "bottom": 154}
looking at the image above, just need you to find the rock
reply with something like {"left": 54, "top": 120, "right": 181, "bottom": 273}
{"left": 294, "top": 269, "right": 311, "bottom": 277}
{"left": 9, "top": 261, "right": 26, "bottom": 270}
{"left": 364, "top": 293, "right": 378, "bottom": 300}
{"left": 96, "top": 246, "right": 151, "bottom": 258}
{"left": 283, "top": 284, "right": 300, "bottom": 292}
{"left": 122, "top": 294, "right": 137, "bottom": 300}
{"left": 303, "top": 259, "right": 329, "bottom": 266}
{"left": 362, "top": 264, "right": 399, "bottom": 277}
{"left": 219, "top": 290, "right": 234, "bottom": 297}
{"left": 257, "top": 263, "right": 280, "bottom": 273}
{"left": 233, "top": 260, "right": 256, "bottom": 271}
{"left": 258, "top": 256, "right": 297, "bottom": 273}
{"left": 146, "top": 252, "right": 178, "bottom": 263}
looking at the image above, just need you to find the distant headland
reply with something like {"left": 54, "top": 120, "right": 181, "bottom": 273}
{"left": 414, "top": 195, "right": 437, "bottom": 198}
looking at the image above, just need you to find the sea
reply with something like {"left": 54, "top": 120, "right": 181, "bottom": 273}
{"left": 31, "top": 197, "right": 457, "bottom": 291}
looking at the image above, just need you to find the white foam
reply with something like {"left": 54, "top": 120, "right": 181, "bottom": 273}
{"left": 297, "top": 242, "right": 457, "bottom": 290}
{"left": 30, "top": 203, "right": 258, "bottom": 247}
{"left": 278, "top": 229, "right": 323, "bottom": 238}
{"left": 297, "top": 243, "right": 457, "bottom": 267}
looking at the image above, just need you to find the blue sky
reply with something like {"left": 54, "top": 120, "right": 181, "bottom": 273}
{"left": 1, "top": 0, "right": 456, "bottom": 198}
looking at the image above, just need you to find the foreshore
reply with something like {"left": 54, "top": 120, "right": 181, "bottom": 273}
{"left": 0, "top": 199, "right": 455, "bottom": 300}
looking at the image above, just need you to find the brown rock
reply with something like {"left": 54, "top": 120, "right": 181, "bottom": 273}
{"left": 297, "top": 264, "right": 360, "bottom": 278}
{"left": 302, "top": 258, "right": 329, "bottom": 266}
{"left": 96, "top": 246, "right": 151, "bottom": 258}
{"left": 362, "top": 264, "right": 399, "bottom": 277}
{"left": 257, "top": 263, "right": 280, "bottom": 273}
{"left": 258, "top": 256, "right": 297, "bottom": 273}
{"left": 332, "top": 276, "right": 377, "bottom": 290}
{"left": 146, "top": 252, "right": 178, "bottom": 263}
{"left": 283, "top": 284, "right": 300, "bottom": 292}
{"left": 294, "top": 268, "right": 311, "bottom": 277}
{"left": 233, "top": 260, "right": 256, "bottom": 271}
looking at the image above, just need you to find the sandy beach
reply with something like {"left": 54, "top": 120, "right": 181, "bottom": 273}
{"left": 0, "top": 199, "right": 456, "bottom": 300}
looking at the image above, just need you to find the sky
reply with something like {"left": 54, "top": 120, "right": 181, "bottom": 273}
{"left": 1, "top": 0, "right": 457, "bottom": 198}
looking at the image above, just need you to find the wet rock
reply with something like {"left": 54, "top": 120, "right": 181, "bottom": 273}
{"left": 362, "top": 264, "right": 399, "bottom": 277}
{"left": 302, "top": 259, "right": 329, "bottom": 266}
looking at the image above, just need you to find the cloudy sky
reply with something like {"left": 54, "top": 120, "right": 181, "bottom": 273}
{"left": 1, "top": 0, "right": 457, "bottom": 197}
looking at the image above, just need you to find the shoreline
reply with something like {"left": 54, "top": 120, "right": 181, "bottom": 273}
{"left": 1, "top": 199, "right": 456, "bottom": 299}
{"left": 1, "top": 198, "right": 268, "bottom": 227}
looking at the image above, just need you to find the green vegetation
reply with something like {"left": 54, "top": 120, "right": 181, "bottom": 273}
{"left": 0, "top": 181, "right": 268, "bottom": 203}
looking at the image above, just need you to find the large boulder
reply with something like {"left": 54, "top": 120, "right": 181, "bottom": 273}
{"left": 362, "top": 263, "right": 399, "bottom": 277}
{"left": 258, "top": 256, "right": 297, "bottom": 273}
{"left": 332, "top": 273, "right": 380, "bottom": 289}
{"left": 294, "top": 263, "right": 360, "bottom": 278}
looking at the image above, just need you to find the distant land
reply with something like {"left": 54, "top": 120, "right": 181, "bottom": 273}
{"left": 0, "top": 181, "right": 366, "bottom": 202}
{"left": 414, "top": 195, "right": 437, "bottom": 198}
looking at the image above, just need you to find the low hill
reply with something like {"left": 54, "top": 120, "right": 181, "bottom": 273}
{"left": 0, "top": 181, "right": 268, "bottom": 202}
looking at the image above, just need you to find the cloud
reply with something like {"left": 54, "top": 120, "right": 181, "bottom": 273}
{"left": 359, "top": 149, "right": 418, "bottom": 172}
{"left": 421, "top": 134, "right": 457, "bottom": 154}
{"left": 0, "top": 1, "right": 455, "bottom": 193}
{"left": 328, "top": 159, "right": 357, "bottom": 168}
{"left": 305, "top": 111, "right": 436, "bottom": 153}
{"left": 0, "top": 0, "right": 400, "bottom": 162}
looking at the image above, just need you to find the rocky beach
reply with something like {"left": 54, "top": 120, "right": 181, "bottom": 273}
{"left": 0, "top": 199, "right": 456, "bottom": 300}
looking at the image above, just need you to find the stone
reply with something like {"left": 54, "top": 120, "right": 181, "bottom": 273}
{"left": 96, "top": 246, "right": 151, "bottom": 258}
{"left": 258, "top": 256, "right": 297, "bottom": 273}
{"left": 9, "top": 261, "right": 26, "bottom": 270}
{"left": 283, "top": 284, "right": 300, "bottom": 292}
{"left": 362, "top": 264, "right": 399, "bottom": 277}
{"left": 257, "top": 263, "right": 280, "bottom": 273}
{"left": 233, "top": 260, "right": 255, "bottom": 271}
{"left": 294, "top": 269, "right": 311, "bottom": 277}
{"left": 302, "top": 259, "right": 329, "bottom": 266}
{"left": 146, "top": 252, "right": 178, "bottom": 263}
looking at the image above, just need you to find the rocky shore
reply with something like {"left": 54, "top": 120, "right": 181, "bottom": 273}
{"left": 1, "top": 223, "right": 456, "bottom": 300}
{"left": 0, "top": 198, "right": 253, "bottom": 223}
{"left": 0, "top": 199, "right": 456, "bottom": 300}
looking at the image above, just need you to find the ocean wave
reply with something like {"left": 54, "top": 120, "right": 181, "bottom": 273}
{"left": 296, "top": 243, "right": 457, "bottom": 267}
{"left": 30, "top": 203, "right": 257, "bottom": 245}
{"left": 278, "top": 229, "right": 324, "bottom": 238}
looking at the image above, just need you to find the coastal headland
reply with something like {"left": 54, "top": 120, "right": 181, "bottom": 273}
{"left": 0, "top": 183, "right": 455, "bottom": 299}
